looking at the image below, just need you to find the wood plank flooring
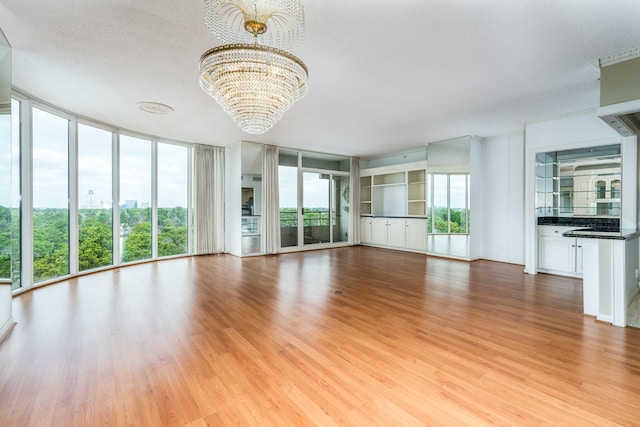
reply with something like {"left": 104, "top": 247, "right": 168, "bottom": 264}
{"left": 1, "top": 246, "right": 640, "bottom": 426}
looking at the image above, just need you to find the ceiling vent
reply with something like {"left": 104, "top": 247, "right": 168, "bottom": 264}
{"left": 597, "top": 52, "right": 640, "bottom": 136}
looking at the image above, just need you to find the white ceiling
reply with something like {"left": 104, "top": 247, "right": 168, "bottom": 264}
{"left": 1, "top": 0, "right": 640, "bottom": 158}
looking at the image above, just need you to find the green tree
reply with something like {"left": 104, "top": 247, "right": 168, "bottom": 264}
{"left": 158, "top": 226, "right": 188, "bottom": 257}
{"left": 79, "top": 216, "right": 112, "bottom": 270}
{"left": 34, "top": 245, "right": 69, "bottom": 282}
{"left": 0, "top": 205, "right": 11, "bottom": 278}
{"left": 122, "top": 222, "right": 152, "bottom": 262}
{"left": 33, "top": 209, "right": 69, "bottom": 282}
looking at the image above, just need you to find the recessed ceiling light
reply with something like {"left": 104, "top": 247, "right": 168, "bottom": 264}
{"left": 137, "top": 102, "right": 174, "bottom": 114}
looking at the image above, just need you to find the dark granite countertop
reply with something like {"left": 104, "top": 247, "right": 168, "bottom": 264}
{"left": 562, "top": 228, "right": 640, "bottom": 240}
{"left": 537, "top": 216, "right": 620, "bottom": 229}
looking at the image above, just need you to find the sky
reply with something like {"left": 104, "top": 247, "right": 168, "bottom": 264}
{"left": 26, "top": 107, "right": 189, "bottom": 210}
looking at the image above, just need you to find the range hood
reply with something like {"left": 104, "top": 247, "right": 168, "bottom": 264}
{"left": 597, "top": 55, "right": 640, "bottom": 137}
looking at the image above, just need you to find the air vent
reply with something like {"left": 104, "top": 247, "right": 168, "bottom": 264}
{"left": 597, "top": 54, "right": 640, "bottom": 136}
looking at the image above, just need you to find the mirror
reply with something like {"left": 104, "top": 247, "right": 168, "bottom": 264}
{"left": 241, "top": 141, "right": 263, "bottom": 255}
{"left": 426, "top": 137, "right": 471, "bottom": 258}
{"left": 0, "top": 28, "right": 17, "bottom": 289}
{"left": 535, "top": 144, "right": 621, "bottom": 218}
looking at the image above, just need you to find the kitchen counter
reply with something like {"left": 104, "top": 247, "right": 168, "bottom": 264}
{"left": 563, "top": 228, "right": 640, "bottom": 240}
{"left": 566, "top": 229, "right": 640, "bottom": 327}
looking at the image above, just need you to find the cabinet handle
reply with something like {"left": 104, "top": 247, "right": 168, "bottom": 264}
{"left": 571, "top": 244, "right": 575, "bottom": 247}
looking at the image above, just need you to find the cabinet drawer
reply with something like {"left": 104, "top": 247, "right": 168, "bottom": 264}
{"left": 537, "top": 225, "right": 577, "bottom": 236}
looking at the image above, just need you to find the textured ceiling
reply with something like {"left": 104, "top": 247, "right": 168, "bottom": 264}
{"left": 1, "top": 0, "right": 640, "bottom": 158}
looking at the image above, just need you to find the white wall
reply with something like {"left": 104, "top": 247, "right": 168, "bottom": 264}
{"left": 625, "top": 238, "right": 640, "bottom": 303}
{"left": 523, "top": 111, "right": 624, "bottom": 273}
{"left": 479, "top": 132, "right": 525, "bottom": 264}
{"left": 469, "top": 136, "right": 485, "bottom": 260}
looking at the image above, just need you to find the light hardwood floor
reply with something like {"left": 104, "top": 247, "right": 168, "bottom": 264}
{"left": 1, "top": 246, "right": 639, "bottom": 426}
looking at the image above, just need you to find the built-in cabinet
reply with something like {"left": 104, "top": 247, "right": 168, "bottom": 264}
{"left": 361, "top": 217, "right": 427, "bottom": 251}
{"left": 360, "top": 161, "right": 428, "bottom": 218}
{"left": 371, "top": 218, "right": 406, "bottom": 247}
{"left": 537, "top": 226, "right": 583, "bottom": 276}
{"left": 359, "top": 161, "right": 428, "bottom": 253}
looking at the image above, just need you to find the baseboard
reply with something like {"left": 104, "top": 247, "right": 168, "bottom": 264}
{"left": 0, "top": 318, "right": 16, "bottom": 344}
{"left": 596, "top": 314, "right": 613, "bottom": 324}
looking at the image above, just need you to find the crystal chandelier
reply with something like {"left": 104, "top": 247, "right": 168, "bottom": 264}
{"left": 199, "top": 0, "right": 308, "bottom": 134}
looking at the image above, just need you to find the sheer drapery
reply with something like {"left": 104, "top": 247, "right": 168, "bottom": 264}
{"left": 350, "top": 156, "right": 361, "bottom": 245}
{"left": 194, "top": 144, "right": 225, "bottom": 254}
{"left": 262, "top": 145, "right": 280, "bottom": 254}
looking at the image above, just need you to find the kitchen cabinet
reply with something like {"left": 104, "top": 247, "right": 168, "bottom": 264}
{"left": 537, "top": 226, "right": 582, "bottom": 276}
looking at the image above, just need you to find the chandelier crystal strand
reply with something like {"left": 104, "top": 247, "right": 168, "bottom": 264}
{"left": 200, "top": 0, "right": 308, "bottom": 134}
{"left": 199, "top": 44, "right": 308, "bottom": 134}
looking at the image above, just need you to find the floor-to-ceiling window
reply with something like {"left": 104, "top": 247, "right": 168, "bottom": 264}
{"left": 0, "top": 99, "right": 12, "bottom": 284}
{"left": 428, "top": 173, "right": 470, "bottom": 234}
{"left": 7, "top": 94, "right": 195, "bottom": 290}
{"left": 78, "top": 124, "right": 113, "bottom": 271}
{"left": 119, "top": 135, "right": 152, "bottom": 263}
{"left": 157, "top": 143, "right": 189, "bottom": 257}
{"left": 32, "top": 107, "right": 70, "bottom": 282}
{"left": 9, "top": 99, "right": 20, "bottom": 289}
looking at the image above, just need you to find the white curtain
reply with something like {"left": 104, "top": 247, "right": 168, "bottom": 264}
{"left": 194, "top": 144, "right": 225, "bottom": 254}
{"left": 350, "top": 156, "right": 361, "bottom": 244}
{"left": 262, "top": 145, "right": 281, "bottom": 254}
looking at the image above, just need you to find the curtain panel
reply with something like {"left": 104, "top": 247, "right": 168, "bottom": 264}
{"left": 194, "top": 144, "right": 225, "bottom": 254}
{"left": 262, "top": 145, "right": 281, "bottom": 254}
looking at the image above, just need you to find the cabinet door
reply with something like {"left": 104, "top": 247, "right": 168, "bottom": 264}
{"left": 405, "top": 219, "right": 426, "bottom": 250}
{"left": 371, "top": 219, "right": 389, "bottom": 245}
{"left": 387, "top": 219, "right": 406, "bottom": 247}
{"left": 538, "top": 236, "right": 576, "bottom": 272}
{"left": 360, "top": 217, "right": 373, "bottom": 243}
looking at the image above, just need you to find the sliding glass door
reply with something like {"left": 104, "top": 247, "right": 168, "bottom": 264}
{"left": 303, "top": 172, "right": 330, "bottom": 245}
{"left": 279, "top": 150, "right": 350, "bottom": 249}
